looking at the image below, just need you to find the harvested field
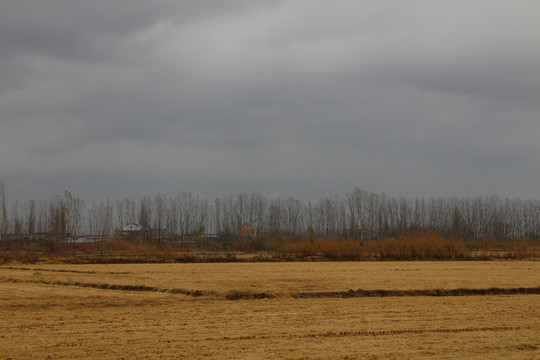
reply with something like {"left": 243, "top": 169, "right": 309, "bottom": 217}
{"left": 1, "top": 261, "right": 539, "bottom": 359}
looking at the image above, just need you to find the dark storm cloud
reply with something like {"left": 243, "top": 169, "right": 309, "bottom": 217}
{"left": 0, "top": 0, "right": 539, "bottom": 202}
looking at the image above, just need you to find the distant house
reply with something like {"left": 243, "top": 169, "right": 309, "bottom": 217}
{"left": 238, "top": 225, "right": 266, "bottom": 238}
{"left": 121, "top": 224, "right": 149, "bottom": 242}
{"left": 238, "top": 225, "right": 252, "bottom": 238}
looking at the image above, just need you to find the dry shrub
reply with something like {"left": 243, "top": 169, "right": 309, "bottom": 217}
{"left": 130, "top": 241, "right": 155, "bottom": 259}
{"left": 468, "top": 236, "right": 540, "bottom": 259}
{"left": 155, "top": 244, "right": 178, "bottom": 262}
{"left": 446, "top": 235, "right": 467, "bottom": 259}
{"left": 43, "top": 238, "right": 65, "bottom": 259}
{"left": 376, "top": 232, "right": 467, "bottom": 260}
{"left": 265, "top": 236, "right": 319, "bottom": 259}
{"left": 0, "top": 248, "right": 14, "bottom": 263}
{"left": 272, "top": 237, "right": 319, "bottom": 259}
{"left": 296, "top": 238, "right": 319, "bottom": 258}
{"left": 16, "top": 244, "right": 41, "bottom": 263}
{"left": 318, "top": 238, "right": 364, "bottom": 260}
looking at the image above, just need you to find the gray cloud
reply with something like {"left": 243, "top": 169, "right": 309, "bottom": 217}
{"left": 1, "top": 0, "right": 539, "bottom": 203}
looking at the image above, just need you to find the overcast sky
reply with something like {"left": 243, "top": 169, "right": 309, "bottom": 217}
{"left": 1, "top": 0, "right": 539, "bottom": 203}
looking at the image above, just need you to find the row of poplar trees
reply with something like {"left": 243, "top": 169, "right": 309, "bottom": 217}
{"left": 1, "top": 183, "right": 539, "bottom": 242}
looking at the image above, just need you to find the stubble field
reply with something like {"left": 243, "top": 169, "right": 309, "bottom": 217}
{"left": 1, "top": 261, "right": 539, "bottom": 359}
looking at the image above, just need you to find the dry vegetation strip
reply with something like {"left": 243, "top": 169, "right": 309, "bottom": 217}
{"left": 3, "top": 266, "right": 97, "bottom": 274}
{"left": 2, "top": 261, "right": 539, "bottom": 294}
{"left": 3, "top": 231, "right": 540, "bottom": 264}
{"left": 292, "top": 286, "right": 540, "bottom": 298}
{"left": 212, "top": 325, "right": 532, "bottom": 341}
{"left": 3, "top": 275, "right": 540, "bottom": 301}
{"left": 2, "top": 261, "right": 540, "bottom": 300}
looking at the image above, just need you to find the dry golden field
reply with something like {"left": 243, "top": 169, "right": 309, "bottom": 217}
{"left": 1, "top": 261, "right": 539, "bottom": 359}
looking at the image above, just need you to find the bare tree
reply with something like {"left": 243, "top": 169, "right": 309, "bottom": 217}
{"left": 138, "top": 196, "right": 152, "bottom": 229}
{"left": 235, "top": 194, "right": 248, "bottom": 230}
{"left": 115, "top": 199, "right": 125, "bottom": 230}
{"left": 268, "top": 199, "right": 283, "bottom": 233}
{"left": 213, "top": 197, "right": 222, "bottom": 234}
{"left": 88, "top": 200, "right": 113, "bottom": 240}
{"left": 222, "top": 194, "right": 236, "bottom": 234}
{"left": 101, "top": 199, "right": 113, "bottom": 239}
{"left": 65, "top": 191, "right": 84, "bottom": 237}
{"left": 0, "top": 181, "right": 7, "bottom": 241}
{"left": 250, "top": 193, "right": 267, "bottom": 230}
{"left": 167, "top": 195, "right": 179, "bottom": 239}
{"left": 125, "top": 198, "right": 136, "bottom": 226}
{"left": 154, "top": 193, "right": 167, "bottom": 245}
{"left": 87, "top": 203, "right": 100, "bottom": 238}
{"left": 48, "top": 195, "right": 67, "bottom": 237}
{"left": 11, "top": 200, "right": 24, "bottom": 239}
{"left": 37, "top": 201, "right": 48, "bottom": 234}
{"left": 284, "top": 196, "right": 303, "bottom": 235}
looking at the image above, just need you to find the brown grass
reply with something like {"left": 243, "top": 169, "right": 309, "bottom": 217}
{"left": 2, "top": 232, "right": 539, "bottom": 265}
{"left": 1, "top": 261, "right": 539, "bottom": 359}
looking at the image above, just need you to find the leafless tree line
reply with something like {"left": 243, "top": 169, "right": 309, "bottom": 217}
{"left": 0, "top": 183, "right": 539, "bottom": 242}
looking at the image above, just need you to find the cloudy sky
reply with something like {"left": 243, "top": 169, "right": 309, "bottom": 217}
{"left": 1, "top": 0, "right": 539, "bottom": 203}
